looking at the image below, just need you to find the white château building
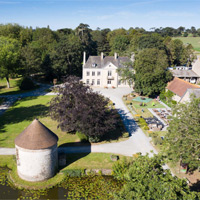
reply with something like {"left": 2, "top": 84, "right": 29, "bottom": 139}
{"left": 82, "top": 52, "right": 132, "bottom": 88}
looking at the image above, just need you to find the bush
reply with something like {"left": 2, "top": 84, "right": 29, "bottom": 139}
{"left": 138, "top": 118, "right": 148, "bottom": 127}
{"left": 19, "top": 77, "right": 35, "bottom": 90}
{"left": 153, "top": 137, "right": 163, "bottom": 145}
{"left": 171, "top": 100, "right": 177, "bottom": 105}
{"left": 143, "top": 126, "right": 149, "bottom": 130}
{"left": 122, "top": 132, "right": 129, "bottom": 138}
{"left": 112, "top": 158, "right": 133, "bottom": 180}
{"left": 89, "top": 136, "right": 101, "bottom": 143}
{"left": 62, "top": 169, "right": 83, "bottom": 177}
{"left": 76, "top": 131, "right": 88, "bottom": 142}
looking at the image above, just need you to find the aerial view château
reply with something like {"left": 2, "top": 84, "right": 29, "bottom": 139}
{"left": 0, "top": 0, "right": 200, "bottom": 199}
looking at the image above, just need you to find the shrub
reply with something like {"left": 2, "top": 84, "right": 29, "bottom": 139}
{"left": 76, "top": 131, "right": 88, "bottom": 142}
{"left": 171, "top": 100, "right": 177, "bottom": 105}
{"left": 110, "top": 155, "right": 119, "bottom": 161}
{"left": 112, "top": 157, "right": 133, "bottom": 180}
{"left": 153, "top": 137, "right": 163, "bottom": 145}
{"left": 89, "top": 136, "right": 101, "bottom": 143}
{"left": 122, "top": 132, "right": 129, "bottom": 138}
{"left": 62, "top": 169, "right": 83, "bottom": 177}
{"left": 143, "top": 126, "right": 149, "bottom": 130}
{"left": 19, "top": 77, "right": 35, "bottom": 90}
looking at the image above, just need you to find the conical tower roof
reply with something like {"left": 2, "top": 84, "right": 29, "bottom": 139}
{"left": 15, "top": 119, "right": 58, "bottom": 150}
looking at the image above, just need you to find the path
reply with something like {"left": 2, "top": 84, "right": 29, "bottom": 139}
{"left": 59, "top": 87, "right": 158, "bottom": 156}
{"left": 0, "top": 83, "right": 51, "bottom": 116}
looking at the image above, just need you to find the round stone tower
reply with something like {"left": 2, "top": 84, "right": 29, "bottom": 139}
{"left": 15, "top": 119, "right": 58, "bottom": 182}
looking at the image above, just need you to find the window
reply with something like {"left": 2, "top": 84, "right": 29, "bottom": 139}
{"left": 107, "top": 80, "right": 111, "bottom": 84}
{"left": 108, "top": 71, "right": 112, "bottom": 76}
{"left": 92, "top": 79, "right": 95, "bottom": 85}
{"left": 97, "top": 79, "right": 100, "bottom": 85}
{"left": 97, "top": 71, "right": 101, "bottom": 76}
{"left": 92, "top": 71, "right": 95, "bottom": 76}
{"left": 86, "top": 71, "right": 90, "bottom": 76}
{"left": 86, "top": 79, "right": 89, "bottom": 84}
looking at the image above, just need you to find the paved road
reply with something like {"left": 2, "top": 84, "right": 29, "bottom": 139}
{"left": 59, "top": 87, "right": 158, "bottom": 157}
{"left": 0, "top": 87, "right": 157, "bottom": 157}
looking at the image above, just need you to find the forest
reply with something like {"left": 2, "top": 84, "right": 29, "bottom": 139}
{"left": 0, "top": 23, "right": 198, "bottom": 87}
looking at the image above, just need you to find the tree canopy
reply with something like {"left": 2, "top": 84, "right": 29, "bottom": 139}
{"left": 0, "top": 36, "right": 20, "bottom": 88}
{"left": 49, "top": 76, "right": 119, "bottom": 142}
{"left": 113, "top": 155, "right": 198, "bottom": 200}
{"left": 164, "top": 96, "right": 200, "bottom": 171}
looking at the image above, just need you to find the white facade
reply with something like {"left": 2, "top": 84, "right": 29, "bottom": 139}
{"left": 16, "top": 144, "right": 58, "bottom": 182}
{"left": 82, "top": 52, "right": 131, "bottom": 88}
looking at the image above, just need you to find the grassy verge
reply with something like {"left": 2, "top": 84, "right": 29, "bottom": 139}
{"left": 0, "top": 78, "right": 22, "bottom": 95}
{"left": 9, "top": 167, "right": 65, "bottom": 190}
{"left": 62, "top": 153, "right": 133, "bottom": 170}
{"left": 1, "top": 153, "right": 133, "bottom": 190}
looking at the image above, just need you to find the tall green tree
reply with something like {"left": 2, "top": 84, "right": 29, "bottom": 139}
{"left": 164, "top": 96, "right": 200, "bottom": 170}
{"left": 0, "top": 36, "right": 20, "bottom": 88}
{"left": 50, "top": 34, "right": 83, "bottom": 79}
{"left": 133, "top": 48, "right": 172, "bottom": 96}
{"left": 20, "top": 44, "right": 42, "bottom": 76}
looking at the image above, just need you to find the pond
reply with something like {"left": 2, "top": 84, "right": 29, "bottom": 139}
{"left": 0, "top": 167, "right": 123, "bottom": 199}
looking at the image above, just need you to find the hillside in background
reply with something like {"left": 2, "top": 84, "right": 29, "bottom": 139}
{"left": 173, "top": 37, "right": 200, "bottom": 53}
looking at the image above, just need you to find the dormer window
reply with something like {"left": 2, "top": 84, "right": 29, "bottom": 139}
{"left": 92, "top": 63, "right": 97, "bottom": 67}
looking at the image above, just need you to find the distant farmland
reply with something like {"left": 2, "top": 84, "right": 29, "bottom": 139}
{"left": 173, "top": 37, "right": 200, "bottom": 52}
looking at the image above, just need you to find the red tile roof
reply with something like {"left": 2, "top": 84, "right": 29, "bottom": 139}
{"left": 167, "top": 77, "right": 200, "bottom": 97}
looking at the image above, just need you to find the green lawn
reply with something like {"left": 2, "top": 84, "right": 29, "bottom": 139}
{"left": 130, "top": 99, "right": 165, "bottom": 118}
{"left": 0, "top": 95, "right": 79, "bottom": 147}
{"left": 173, "top": 37, "right": 200, "bottom": 52}
{"left": 62, "top": 153, "right": 133, "bottom": 170}
{"left": 0, "top": 78, "right": 22, "bottom": 95}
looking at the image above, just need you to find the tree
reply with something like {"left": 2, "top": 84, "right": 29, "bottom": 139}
{"left": 20, "top": 44, "right": 42, "bottom": 76}
{"left": 50, "top": 34, "right": 83, "bottom": 79}
{"left": 133, "top": 48, "right": 172, "bottom": 96}
{"left": 0, "top": 36, "right": 20, "bottom": 88}
{"left": 113, "top": 155, "right": 198, "bottom": 200}
{"left": 164, "top": 96, "right": 200, "bottom": 171}
{"left": 49, "top": 76, "right": 119, "bottom": 142}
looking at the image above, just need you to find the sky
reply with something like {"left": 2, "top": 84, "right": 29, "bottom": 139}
{"left": 0, "top": 0, "right": 199, "bottom": 31}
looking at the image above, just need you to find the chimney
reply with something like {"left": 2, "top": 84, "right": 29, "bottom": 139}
{"left": 114, "top": 52, "right": 118, "bottom": 60}
{"left": 101, "top": 52, "right": 104, "bottom": 60}
{"left": 83, "top": 51, "right": 86, "bottom": 66}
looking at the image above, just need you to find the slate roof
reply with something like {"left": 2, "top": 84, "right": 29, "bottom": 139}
{"left": 15, "top": 119, "right": 58, "bottom": 150}
{"left": 167, "top": 77, "right": 200, "bottom": 97}
{"left": 84, "top": 56, "right": 130, "bottom": 69}
{"left": 171, "top": 70, "right": 200, "bottom": 78}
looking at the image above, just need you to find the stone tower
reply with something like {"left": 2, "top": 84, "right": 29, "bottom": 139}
{"left": 15, "top": 119, "right": 58, "bottom": 182}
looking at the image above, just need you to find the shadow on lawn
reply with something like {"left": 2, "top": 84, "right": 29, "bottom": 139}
{"left": 0, "top": 102, "right": 48, "bottom": 133}
{"left": 58, "top": 142, "right": 91, "bottom": 170}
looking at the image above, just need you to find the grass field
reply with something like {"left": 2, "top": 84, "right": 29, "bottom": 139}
{"left": 173, "top": 37, "right": 200, "bottom": 52}
{"left": 0, "top": 78, "right": 22, "bottom": 95}
{"left": 0, "top": 95, "right": 79, "bottom": 148}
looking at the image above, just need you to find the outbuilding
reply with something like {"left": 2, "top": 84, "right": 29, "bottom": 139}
{"left": 15, "top": 119, "right": 58, "bottom": 182}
